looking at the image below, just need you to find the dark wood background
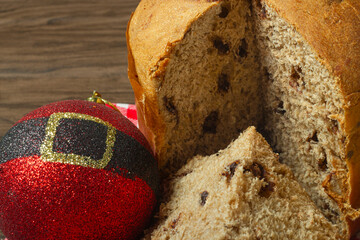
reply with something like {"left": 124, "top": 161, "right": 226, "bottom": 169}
{"left": 0, "top": 0, "right": 140, "bottom": 238}
{"left": 0, "top": 0, "right": 140, "bottom": 139}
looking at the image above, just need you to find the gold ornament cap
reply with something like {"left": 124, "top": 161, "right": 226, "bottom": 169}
{"left": 87, "top": 91, "right": 120, "bottom": 113}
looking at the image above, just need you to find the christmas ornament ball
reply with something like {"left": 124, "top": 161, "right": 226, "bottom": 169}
{"left": 0, "top": 100, "right": 160, "bottom": 240}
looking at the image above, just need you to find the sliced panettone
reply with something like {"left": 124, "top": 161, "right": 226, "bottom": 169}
{"left": 144, "top": 127, "right": 341, "bottom": 239}
{"left": 127, "top": 0, "right": 360, "bottom": 236}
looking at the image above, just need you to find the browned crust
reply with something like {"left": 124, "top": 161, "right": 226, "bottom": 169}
{"left": 127, "top": 0, "right": 360, "bottom": 236}
{"left": 126, "top": 13, "right": 165, "bottom": 162}
{"left": 344, "top": 94, "right": 360, "bottom": 236}
{"left": 264, "top": 0, "right": 360, "bottom": 235}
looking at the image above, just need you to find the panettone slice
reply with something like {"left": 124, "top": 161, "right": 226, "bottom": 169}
{"left": 144, "top": 127, "right": 340, "bottom": 239}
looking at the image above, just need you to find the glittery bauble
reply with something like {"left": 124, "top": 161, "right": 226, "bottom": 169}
{"left": 0, "top": 100, "right": 160, "bottom": 240}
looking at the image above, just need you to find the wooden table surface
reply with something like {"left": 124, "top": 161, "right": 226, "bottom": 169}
{"left": 0, "top": 0, "right": 140, "bottom": 238}
{"left": 0, "top": 0, "right": 140, "bottom": 139}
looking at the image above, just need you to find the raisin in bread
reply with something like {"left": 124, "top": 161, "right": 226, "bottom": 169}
{"left": 143, "top": 127, "right": 340, "bottom": 239}
{"left": 127, "top": 0, "right": 360, "bottom": 236}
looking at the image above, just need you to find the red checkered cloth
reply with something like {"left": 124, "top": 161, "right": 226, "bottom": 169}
{"left": 115, "top": 103, "right": 138, "bottom": 127}
{"left": 1, "top": 104, "right": 360, "bottom": 239}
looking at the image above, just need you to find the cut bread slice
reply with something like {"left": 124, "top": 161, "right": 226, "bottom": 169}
{"left": 128, "top": 0, "right": 262, "bottom": 173}
{"left": 144, "top": 127, "right": 341, "bottom": 239}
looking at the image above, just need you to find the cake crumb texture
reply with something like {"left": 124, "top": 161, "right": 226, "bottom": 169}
{"left": 144, "top": 127, "right": 340, "bottom": 240}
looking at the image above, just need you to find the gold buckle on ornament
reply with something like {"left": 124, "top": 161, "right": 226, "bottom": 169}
{"left": 40, "top": 112, "right": 116, "bottom": 169}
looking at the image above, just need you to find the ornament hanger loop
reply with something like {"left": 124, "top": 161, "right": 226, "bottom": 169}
{"left": 87, "top": 90, "right": 120, "bottom": 113}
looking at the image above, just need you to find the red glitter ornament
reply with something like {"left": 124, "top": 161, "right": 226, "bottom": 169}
{"left": 0, "top": 98, "right": 159, "bottom": 240}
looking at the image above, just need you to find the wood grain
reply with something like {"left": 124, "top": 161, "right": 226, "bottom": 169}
{"left": 0, "top": 0, "right": 140, "bottom": 238}
{"left": 0, "top": 0, "right": 140, "bottom": 139}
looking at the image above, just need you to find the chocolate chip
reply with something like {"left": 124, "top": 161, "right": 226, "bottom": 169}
{"left": 237, "top": 39, "right": 248, "bottom": 58}
{"left": 222, "top": 160, "right": 240, "bottom": 181}
{"left": 219, "top": 4, "right": 230, "bottom": 18}
{"left": 229, "top": 162, "right": 239, "bottom": 177}
{"left": 275, "top": 101, "right": 286, "bottom": 115}
{"left": 290, "top": 66, "right": 301, "bottom": 80}
{"left": 308, "top": 131, "right": 319, "bottom": 143}
{"left": 217, "top": 73, "right": 230, "bottom": 93}
{"left": 213, "top": 37, "right": 229, "bottom": 55}
{"left": 318, "top": 155, "right": 328, "bottom": 171}
{"left": 347, "top": 151, "right": 354, "bottom": 159}
{"left": 170, "top": 214, "right": 181, "bottom": 229}
{"left": 259, "top": 181, "right": 275, "bottom": 198}
{"left": 244, "top": 162, "right": 265, "bottom": 179}
{"left": 200, "top": 191, "right": 209, "bottom": 206}
{"left": 163, "top": 96, "right": 177, "bottom": 115}
{"left": 203, "top": 111, "right": 219, "bottom": 134}
{"left": 289, "top": 66, "right": 303, "bottom": 91}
